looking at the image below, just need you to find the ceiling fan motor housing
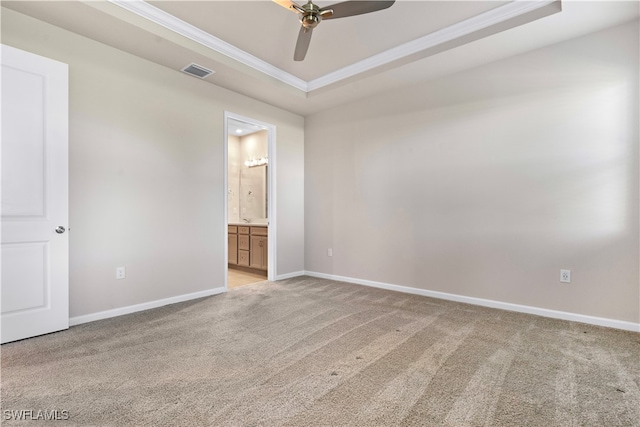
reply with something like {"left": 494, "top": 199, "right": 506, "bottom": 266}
{"left": 299, "top": 1, "right": 322, "bottom": 28}
{"left": 300, "top": 13, "right": 320, "bottom": 28}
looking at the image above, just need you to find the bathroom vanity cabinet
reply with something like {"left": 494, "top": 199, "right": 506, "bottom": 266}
{"left": 228, "top": 225, "right": 268, "bottom": 271}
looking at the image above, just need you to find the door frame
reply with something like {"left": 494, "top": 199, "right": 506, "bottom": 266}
{"left": 223, "top": 111, "right": 276, "bottom": 289}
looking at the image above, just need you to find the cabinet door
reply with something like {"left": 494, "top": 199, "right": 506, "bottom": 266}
{"left": 250, "top": 235, "right": 264, "bottom": 270}
{"left": 228, "top": 234, "right": 238, "bottom": 264}
{"left": 238, "top": 234, "right": 250, "bottom": 251}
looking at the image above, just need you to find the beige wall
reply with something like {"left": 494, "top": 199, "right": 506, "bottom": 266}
{"left": 2, "top": 8, "right": 305, "bottom": 318}
{"left": 305, "top": 21, "right": 639, "bottom": 323}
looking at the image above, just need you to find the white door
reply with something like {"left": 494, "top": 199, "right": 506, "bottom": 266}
{"left": 1, "top": 45, "right": 69, "bottom": 344}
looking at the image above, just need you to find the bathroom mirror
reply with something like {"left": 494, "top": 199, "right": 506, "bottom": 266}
{"left": 240, "top": 165, "right": 267, "bottom": 220}
{"left": 227, "top": 118, "right": 268, "bottom": 225}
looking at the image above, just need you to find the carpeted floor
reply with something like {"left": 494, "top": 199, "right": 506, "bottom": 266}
{"left": 1, "top": 276, "right": 639, "bottom": 426}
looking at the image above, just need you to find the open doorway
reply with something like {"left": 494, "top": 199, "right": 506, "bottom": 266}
{"left": 224, "top": 112, "right": 276, "bottom": 290}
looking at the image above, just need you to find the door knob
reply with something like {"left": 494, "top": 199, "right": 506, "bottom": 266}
{"left": 55, "top": 226, "right": 66, "bottom": 234}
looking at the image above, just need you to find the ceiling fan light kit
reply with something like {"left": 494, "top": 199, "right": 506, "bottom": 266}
{"left": 274, "top": 0, "right": 396, "bottom": 61}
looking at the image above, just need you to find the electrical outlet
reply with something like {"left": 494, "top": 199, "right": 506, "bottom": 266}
{"left": 327, "top": 248, "right": 333, "bottom": 257}
{"left": 560, "top": 269, "right": 571, "bottom": 283}
{"left": 116, "top": 266, "right": 126, "bottom": 280}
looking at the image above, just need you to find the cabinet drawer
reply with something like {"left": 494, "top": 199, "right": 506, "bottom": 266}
{"left": 238, "top": 226, "right": 250, "bottom": 235}
{"left": 228, "top": 225, "right": 237, "bottom": 234}
{"left": 238, "top": 250, "right": 249, "bottom": 266}
{"left": 250, "top": 226, "right": 268, "bottom": 236}
{"left": 238, "top": 235, "right": 249, "bottom": 251}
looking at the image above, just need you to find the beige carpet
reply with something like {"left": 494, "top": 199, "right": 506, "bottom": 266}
{"left": 1, "top": 276, "right": 639, "bottom": 426}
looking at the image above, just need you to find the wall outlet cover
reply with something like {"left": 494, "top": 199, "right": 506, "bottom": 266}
{"left": 560, "top": 269, "right": 571, "bottom": 283}
{"left": 116, "top": 266, "right": 126, "bottom": 280}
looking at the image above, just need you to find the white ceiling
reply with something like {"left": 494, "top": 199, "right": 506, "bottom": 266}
{"left": 228, "top": 118, "right": 267, "bottom": 136}
{"left": 3, "top": 1, "right": 639, "bottom": 116}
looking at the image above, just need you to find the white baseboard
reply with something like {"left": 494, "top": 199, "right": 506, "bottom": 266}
{"left": 69, "top": 287, "right": 226, "bottom": 326}
{"left": 276, "top": 270, "right": 306, "bottom": 280}
{"left": 303, "top": 271, "right": 640, "bottom": 333}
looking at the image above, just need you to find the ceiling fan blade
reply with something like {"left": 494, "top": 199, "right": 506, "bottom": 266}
{"left": 320, "top": 1, "right": 395, "bottom": 20}
{"left": 273, "top": 0, "right": 304, "bottom": 14}
{"left": 294, "top": 26, "right": 313, "bottom": 61}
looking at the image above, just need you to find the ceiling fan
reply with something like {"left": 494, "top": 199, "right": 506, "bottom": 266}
{"left": 274, "top": 0, "right": 396, "bottom": 61}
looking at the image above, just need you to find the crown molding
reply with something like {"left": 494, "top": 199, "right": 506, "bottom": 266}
{"left": 108, "top": 0, "right": 309, "bottom": 92}
{"left": 306, "top": 0, "right": 558, "bottom": 91}
{"left": 109, "top": 0, "right": 557, "bottom": 94}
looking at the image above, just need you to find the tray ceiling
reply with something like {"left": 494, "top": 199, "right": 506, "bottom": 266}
{"left": 2, "top": 1, "right": 638, "bottom": 115}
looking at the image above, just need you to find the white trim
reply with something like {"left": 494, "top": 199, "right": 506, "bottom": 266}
{"left": 267, "top": 124, "right": 277, "bottom": 281}
{"left": 276, "top": 271, "right": 306, "bottom": 280}
{"left": 224, "top": 112, "right": 277, "bottom": 282}
{"left": 303, "top": 271, "right": 640, "bottom": 333}
{"left": 109, "top": 0, "right": 556, "bottom": 93}
{"left": 109, "top": 0, "right": 308, "bottom": 91}
{"left": 69, "top": 287, "right": 225, "bottom": 326}
{"left": 307, "top": 0, "right": 557, "bottom": 91}
{"left": 223, "top": 112, "right": 230, "bottom": 292}
{"left": 67, "top": 273, "right": 639, "bottom": 331}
